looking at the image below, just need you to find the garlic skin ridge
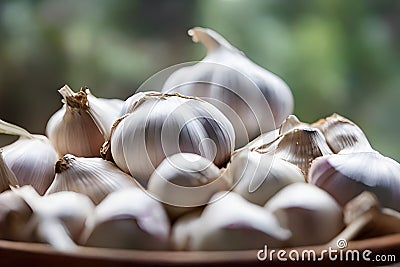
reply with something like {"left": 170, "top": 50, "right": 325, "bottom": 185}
{"left": 0, "top": 119, "right": 57, "bottom": 195}
{"left": 105, "top": 92, "right": 235, "bottom": 187}
{"left": 46, "top": 154, "right": 138, "bottom": 205}
{"left": 162, "top": 27, "right": 294, "bottom": 148}
{"left": 46, "top": 85, "right": 124, "bottom": 157}
{"left": 0, "top": 150, "right": 18, "bottom": 193}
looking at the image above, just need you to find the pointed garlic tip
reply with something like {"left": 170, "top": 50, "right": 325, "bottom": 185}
{"left": 279, "top": 114, "right": 307, "bottom": 134}
{"left": 265, "top": 183, "right": 344, "bottom": 247}
{"left": 228, "top": 150, "right": 305, "bottom": 206}
{"left": 187, "top": 27, "right": 239, "bottom": 53}
{"left": 0, "top": 119, "right": 35, "bottom": 139}
{"left": 55, "top": 154, "right": 72, "bottom": 173}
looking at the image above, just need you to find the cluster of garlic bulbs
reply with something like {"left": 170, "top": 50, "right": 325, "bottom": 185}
{"left": 0, "top": 26, "right": 398, "bottom": 252}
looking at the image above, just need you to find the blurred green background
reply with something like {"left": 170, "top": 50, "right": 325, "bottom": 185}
{"left": 0, "top": 0, "right": 399, "bottom": 161}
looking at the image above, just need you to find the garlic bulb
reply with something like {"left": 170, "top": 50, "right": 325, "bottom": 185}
{"left": 0, "top": 119, "right": 57, "bottom": 195}
{"left": 265, "top": 183, "right": 344, "bottom": 247}
{"left": 81, "top": 187, "right": 170, "bottom": 250}
{"left": 185, "top": 191, "right": 290, "bottom": 250}
{"left": 256, "top": 121, "right": 333, "bottom": 177}
{"left": 0, "top": 189, "right": 34, "bottom": 242}
{"left": 104, "top": 92, "right": 235, "bottom": 186}
{"left": 309, "top": 151, "right": 400, "bottom": 211}
{"left": 46, "top": 154, "right": 138, "bottom": 204}
{"left": 147, "top": 153, "right": 230, "bottom": 219}
{"left": 312, "top": 113, "right": 373, "bottom": 153}
{"left": 46, "top": 85, "right": 124, "bottom": 157}
{"left": 228, "top": 149, "right": 305, "bottom": 206}
{"left": 0, "top": 150, "right": 18, "bottom": 193}
{"left": 162, "top": 27, "right": 294, "bottom": 148}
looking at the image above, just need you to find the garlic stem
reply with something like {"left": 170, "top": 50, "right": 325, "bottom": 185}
{"left": 188, "top": 27, "right": 240, "bottom": 54}
{"left": 0, "top": 119, "right": 34, "bottom": 139}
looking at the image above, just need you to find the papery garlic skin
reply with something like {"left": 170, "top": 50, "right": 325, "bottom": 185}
{"left": 0, "top": 189, "right": 34, "bottom": 242}
{"left": 81, "top": 187, "right": 170, "bottom": 250}
{"left": 228, "top": 150, "right": 305, "bottom": 206}
{"left": 170, "top": 210, "right": 202, "bottom": 251}
{"left": 309, "top": 152, "right": 400, "bottom": 211}
{"left": 312, "top": 113, "right": 373, "bottom": 153}
{"left": 46, "top": 154, "right": 137, "bottom": 204}
{"left": 162, "top": 27, "right": 294, "bottom": 148}
{"left": 0, "top": 150, "right": 18, "bottom": 193}
{"left": 186, "top": 191, "right": 290, "bottom": 250}
{"left": 256, "top": 124, "right": 333, "bottom": 177}
{"left": 0, "top": 119, "right": 57, "bottom": 195}
{"left": 107, "top": 92, "right": 235, "bottom": 187}
{"left": 265, "top": 183, "right": 344, "bottom": 247}
{"left": 147, "top": 153, "right": 230, "bottom": 219}
{"left": 46, "top": 85, "right": 124, "bottom": 157}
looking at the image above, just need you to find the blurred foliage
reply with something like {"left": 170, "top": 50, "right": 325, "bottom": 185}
{"left": 0, "top": 0, "right": 399, "bottom": 160}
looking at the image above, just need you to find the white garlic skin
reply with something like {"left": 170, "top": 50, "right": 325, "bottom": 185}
{"left": 110, "top": 93, "right": 235, "bottom": 186}
{"left": 46, "top": 154, "right": 138, "bottom": 205}
{"left": 2, "top": 135, "right": 57, "bottom": 195}
{"left": 46, "top": 85, "right": 124, "bottom": 157}
{"left": 186, "top": 191, "right": 290, "bottom": 250}
{"left": 170, "top": 210, "right": 202, "bottom": 250}
{"left": 309, "top": 152, "right": 400, "bottom": 212}
{"left": 81, "top": 187, "right": 170, "bottom": 250}
{"left": 0, "top": 150, "right": 18, "bottom": 193}
{"left": 0, "top": 189, "right": 34, "bottom": 242}
{"left": 228, "top": 150, "right": 305, "bottom": 206}
{"left": 162, "top": 27, "right": 294, "bottom": 148}
{"left": 147, "top": 153, "right": 230, "bottom": 219}
{"left": 265, "top": 183, "right": 344, "bottom": 247}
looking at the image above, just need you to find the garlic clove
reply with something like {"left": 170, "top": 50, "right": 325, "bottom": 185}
{"left": 170, "top": 210, "right": 202, "bottom": 251}
{"left": 105, "top": 92, "right": 235, "bottom": 187}
{"left": 0, "top": 150, "right": 18, "bottom": 192}
{"left": 236, "top": 129, "right": 279, "bottom": 153}
{"left": 0, "top": 119, "right": 57, "bottom": 195}
{"left": 256, "top": 123, "right": 333, "bottom": 178}
{"left": 81, "top": 187, "right": 170, "bottom": 250}
{"left": 228, "top": 149, "right": 305, "bottom": 206}
{"left": 45, "top": 154, "right": 138, "bottom": 205}
{"left": 309, "top": 151, "right": 400, "bottom": 211}
{"left": 265, "top": 183, "right": 344, "bottom": 247}
{"left": 312, "top": 113, "right": 373, "bottom": 153}
{"left": 0, "top": 188, "right": 34, "bottom": 242}
{"left": 46, "top": 85, "right": 124, "bottom": 157}
{"left": 147, "top": 153, "right": 230, "bottom": 220}
{"left": 162, "top": 27, "right": 294, "bottom": 148}
{"left": 187, "top": 191, "right": 291, "bottom": 250}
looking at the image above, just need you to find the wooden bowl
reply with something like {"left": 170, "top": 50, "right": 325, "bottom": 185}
{"left": 0, "top": 234, "right": 398, "bottom": 266}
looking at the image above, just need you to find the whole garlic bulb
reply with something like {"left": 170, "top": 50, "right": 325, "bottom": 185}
{"left": 0, "top": 150, "right": 18, "bottom": 193}
{"left": 104, "top": 92, "right": 235, "bottom": 186}
{"left": 0, "top": 189, "right": 34, "bottom": 242}
{"left": 81, "top": 187, "right": 170, "bottom": 250}
{"left": 147, "top": 153, "right": 230, "bottom": 219}
{"left": 162, "top": 27, "right": 294, "bottom": 148}
{"left": 228, "top": 149, "right": 305, "bottom": 206}
{"left": 309, "top": 152, "right": 400, "bottom": 211}
{"left": 0, "top": 119, "right": 57, "bottom": 195}
{"left": 185, "top": 191, "right": 290, "bottom": 250}
{"left": 46, "top": 154, "right": 138, "bottom": 204}
{"left": 264, "top": 183, "right": 344, "bottom": 247}
{"left": 312, "top": 113, "right": 373, "bottom": 153}
{"left": 46, "top": 85, "right": 124, "bottom": 157}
